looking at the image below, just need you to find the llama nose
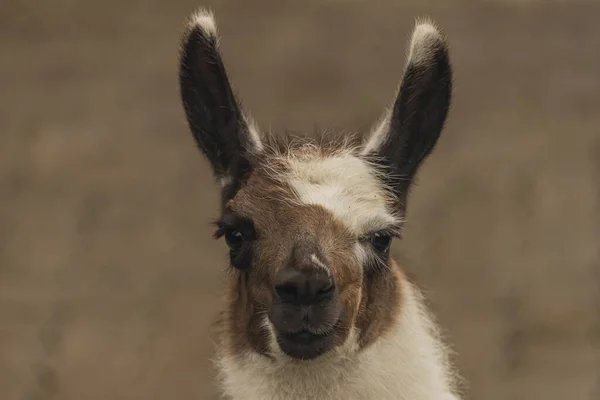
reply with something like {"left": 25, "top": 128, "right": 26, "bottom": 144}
{"left": 274, "top": 267, "right": 335, "bottom": 305}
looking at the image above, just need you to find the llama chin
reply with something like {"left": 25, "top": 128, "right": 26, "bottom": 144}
{"left": 178, "top": 7, "right": 462, "bottom": 400}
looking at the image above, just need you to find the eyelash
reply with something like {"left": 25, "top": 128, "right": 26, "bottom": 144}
{"left": 359, "top": 229, "right": 398, "bottom": 241}
{"left": 212, "top": 215, "right": 254, "bottom": 240}
{"left": 213, "top": 225, "right": 227, "bottom": 240}
{"left": 213, "top": 220, "right": 257, "bottom": 244}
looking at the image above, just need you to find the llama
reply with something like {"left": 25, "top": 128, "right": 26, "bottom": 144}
{"left": 178, "top": 8, "right": 462, "bottom": 400}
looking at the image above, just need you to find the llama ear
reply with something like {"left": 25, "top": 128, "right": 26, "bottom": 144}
{"left": 361, "top": 19, "right": 452, "bottom": 198}
{"left": 179, "top": 9, "right": 263, "bottom": 189}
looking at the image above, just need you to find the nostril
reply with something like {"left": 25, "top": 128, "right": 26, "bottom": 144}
{"left": 275, "top": 283, "right": 299, "bottom": 303}
{"left": 322, "top": 282, "right": 335, "bottom": 293}
{"left": 315, "top": 280, "right": 335, "bottom": 300}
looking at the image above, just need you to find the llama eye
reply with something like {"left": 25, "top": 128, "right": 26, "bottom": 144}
{"left": 224, "top": 229, "right": 244, "bottom": 250}
{"left": 370, "top": 231, "right": 392, "bottom": 253}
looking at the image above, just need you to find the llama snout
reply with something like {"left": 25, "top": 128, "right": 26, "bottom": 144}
{"left": 268, "top": 242, "right": 343, "bottom": 360}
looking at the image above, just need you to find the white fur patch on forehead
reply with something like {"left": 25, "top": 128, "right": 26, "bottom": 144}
{"left": 280, "top": 150, "right": 401, "bottom": 235}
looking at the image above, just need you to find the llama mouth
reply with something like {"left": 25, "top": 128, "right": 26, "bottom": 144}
{"left": 276, "top": 329, "right": 336, "bottom": 360}
{"left": 283, "top": 330, "right": 327, "bottom": 343}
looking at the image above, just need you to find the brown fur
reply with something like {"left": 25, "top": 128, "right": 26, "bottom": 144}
{"left": 356, "top": 260, "right": 402, "bottom": 348}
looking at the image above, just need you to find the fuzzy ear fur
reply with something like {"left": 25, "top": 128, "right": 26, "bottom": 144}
{"left": 361, "top": 19, "right": 452, "bottom": 200}
{"left": 179, "top": 9, "right": 263, "bottom": 197}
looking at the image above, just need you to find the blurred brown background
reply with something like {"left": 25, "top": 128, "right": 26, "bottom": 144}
{"left": 1, "top": 0, "right": 599, "bottom": 399}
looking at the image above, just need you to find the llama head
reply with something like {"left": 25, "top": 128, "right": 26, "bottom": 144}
{"left": 179, "top": 10, "right": 452, "bottom": 361}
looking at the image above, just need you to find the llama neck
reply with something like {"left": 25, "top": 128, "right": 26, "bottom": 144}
{"left": 216, "top": 280, "right": 461, "bottom": 400}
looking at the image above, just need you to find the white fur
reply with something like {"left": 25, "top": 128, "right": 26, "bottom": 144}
{"left": 310, "top": 254, "right": 329, "bottom": 272}
{"left": 219, "top": 176, "right": 233, "bottom": 188}
{"left": 216, "top": 277, "right": 461, "bottom": 400}
{"left": 243, "top": 114, "right": 264, "bottom": 154}
{"left": 280, "top": 149, "right": 401, "bottom": 236}
{"left": 189, "top": 8, "right": 217, "bottom": 38}
{"left": 361, "top": 108, "right": 392, "bottom": 156}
